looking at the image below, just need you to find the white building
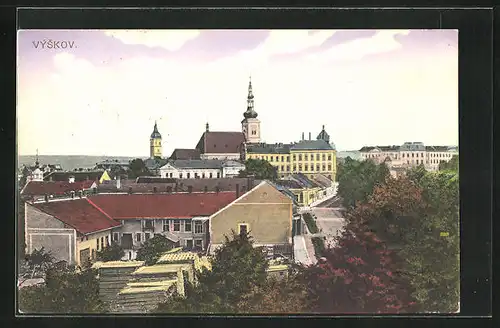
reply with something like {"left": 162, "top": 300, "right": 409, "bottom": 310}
{"left": 359, "top": 142, "right": 458, "bottom": 172}
{"left": 159, "top": 160, "right": 245, "bottom": 179}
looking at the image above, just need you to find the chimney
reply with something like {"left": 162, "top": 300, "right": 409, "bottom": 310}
{"left": 188, "top": 186, "right": 193, "bottom": 193}
{"left": 44, "top": 194, "right": 49, "bottom": 202}
{"left": 309, "top": 132, "right": 311, "bottom": 140}
{"left": 153, "top": 187, "right": 158, "bottom": 193}
{"left": 302, "top": 132, "right": 304, "bottom": 140}
{"left": 78, "top": 190, "right": 83, "bottom": 198}
{"left": 70, "top": 191, "right": 75, "bottom": 199}
{"left": 206, "top": 122, "right": 209, "bottom": 132}
{"left": 116, "top": 176, "right": 121, "bottom": 189}
{"left": 236, "top": 184, "right": 240, "bottom": 198}
{"left": 204, "top": 186, "right": 208, "bottom": 193}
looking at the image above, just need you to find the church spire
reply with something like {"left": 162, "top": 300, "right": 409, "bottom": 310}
{"left": 35, "top": 149, "right": 39, "bottom": 167}
{"left": 243, "top": 76, "right": 258, "bottom": 119}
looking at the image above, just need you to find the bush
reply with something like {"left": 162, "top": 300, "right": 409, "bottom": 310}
{"left": 311, "top": 237, "right": 325, "bottom": 258}
{"left": 303, "top": 213, "right": 319, "bottom": 234}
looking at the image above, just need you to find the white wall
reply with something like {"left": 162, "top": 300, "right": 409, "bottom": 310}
{"left": 160, "top": 166, "right": 222, "bottom": 179}
{"left": 200, "top": 153, "right": 241, "bottom": 160}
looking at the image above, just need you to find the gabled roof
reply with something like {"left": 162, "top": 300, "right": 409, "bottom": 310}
{"left": 246, "top": 143, "right": 291, "bottom": 154}
{"left": 169, "top": 149, "right": 201, "bottom": 160}
{"left": 88, "top": 192, "right": 237, "bottom": 219}
{"left": 290, "top": 140, "right": 335, "bottom": 151}
{"left": 22, "top": 181, "right": 96, "bottom": 196}
{"left": 31, "top": 198, "right": 120, "bottom": 234}
{"left": 44, "top": 171, "right": 104, "bottom": 182}
{"left": 195, "top": 131, "right": 245, "bottom": 154}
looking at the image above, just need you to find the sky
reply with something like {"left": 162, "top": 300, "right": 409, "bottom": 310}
{"left": 17, "top": 29, "right": 458, "bottom": 157}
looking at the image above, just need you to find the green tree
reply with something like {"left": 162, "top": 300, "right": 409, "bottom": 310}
{"left": 155, "top": 231, "right": 269, "bottom": 313}
{"left": 128, "top": 158, "right": 151, "bottom": 179}
{"left": 337, "top": 158, "right": 390, "bottom": 209}
{"left": 239, "top": 159, "right": 277, "bottom": 181}
{"left": 136, "top": 235, "right": 174, "bottom": 265}
{"left": 96, "top": 242, "right": 124, "bottom": 262}
{"left": 18, "top": 266, "right": 106, "bottom": 313}
{"left": 438, "top": 155, "right": 459, "bottom": 172}
{"left": 24, "top": 247, "right": 54, "bottom": 280}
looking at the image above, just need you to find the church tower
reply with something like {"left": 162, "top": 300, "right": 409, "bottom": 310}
{"left": 241, "top": 76, "right": 261, "bottom": 144}
{"left": 150, "top": 121, "right": 163, "bottom": 158}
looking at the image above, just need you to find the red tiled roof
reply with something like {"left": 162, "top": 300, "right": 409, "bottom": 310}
{"left": 88, "top": 192, "right": 237, "bottom": 219}
{"left": 196, "top": 132, "right": 245, "bottom": 154}
{"left": 31, "top": 199, "right": 120, "bottom": 234}
{"left": 170, "top": 148, "right": 201, "bottom": 160}
{"left": 22, "top": 181, "right": 96, "bottom": 196}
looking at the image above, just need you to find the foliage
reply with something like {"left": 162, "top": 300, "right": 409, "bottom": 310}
{"left": 438, "top": 155, "right": 459, "bottom": 172}
{"left": 302, "top": 212, "right": 319, "bottom": 234}
{"left": 400, "top": 170, "right": 460, "bottom": 313}
{"left": 24, "top": 247, "right": 54, "bottom": 279}
{"left": 96, "top": 242, "right": 125, "bottom": 262}
{"left": 128, "top": 158, "right": 151, "bottom": 179}
{"left": 239, "top": 158, "right": 277, "bottom": 181}
{"left": 337, "top": 158, "right": 390, "bottom": 209}
{"left": 300, "top": 230, "right": 417, "bottom": 314}
{"left": 17, "top": 196, "right": 26, "bottom": 259}
{"left": 18, "top": 266, "right": 106, "bottom": 313}
{"left": 136, "top": 234, "right": 175, "bottom": 266}
{"left": 155, "top": 231, "right": 269, "bottom": 313}
{"left": 311, "top": 237, "right": 326, "bottom": 258}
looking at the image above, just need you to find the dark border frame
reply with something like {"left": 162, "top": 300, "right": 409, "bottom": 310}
{"left": 3, "top": 6, "right": 493, "bottom": 325}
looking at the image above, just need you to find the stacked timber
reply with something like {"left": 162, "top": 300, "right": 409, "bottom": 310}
{"left": 113, "top": 280, "right": 177, "bottom": 313}
{"left": 92, "top": 261, "right": 144, "bottom": 311}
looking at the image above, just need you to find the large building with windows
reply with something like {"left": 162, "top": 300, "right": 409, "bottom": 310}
{"left": 359, "top": 142, "right": 458, "bottom": 171}
{"left": 243, "top": 127, "right": 337, "bottom": 181}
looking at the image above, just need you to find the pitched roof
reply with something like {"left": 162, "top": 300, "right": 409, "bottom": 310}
{"left": 44, "top": 171, "right": 104, "bottom": 182}
{"left": 195, "top": 131, "right": 245, "bottom": 154}
{"left": 165, "top": 159, "right": 225, "bottom": 170}
{"left": 290, "top": 140, "right": 335, "bottom": 151}
{"left": 31, "top": 198, "right": 120, "bottom": 234}
{"left": 136, "top": 177, "right": 177, "bottom": 184}
{"left": 169, "top": 149, "right": 201, "bottom": 160}
{"left": 246, "top": 143, "right": 291, "bottom": 154}
{"left": 22, "top": 180, "right": 96, "bottom": 196}
{"left": 87, "top": 192, "right": 237, "bottom": 219}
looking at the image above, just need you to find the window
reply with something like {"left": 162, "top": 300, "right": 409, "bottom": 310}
{"left": 286, "top": 165, "right": 290, "bottom": 171}
{"left": 304, "top": 154, "right": 308, "bottom": 161}
{"left": 163, "top": 220, "right": 169, "bottom": 231}
{"left": 251, "top": 130, "right": 256, "bottom": 135}
{"left": 170, "top": 173, "right": 173, "bottom": 178}
{"left": 96, "top": 239, "right": 100, "bottom": 251}
{"left": 179, "top": 173, "right": 183, "bottom": 178}
{"left": 298, "top": 154, "right": 302, "bottom": 161}
{"left": 287, "top": 156, "right": 290, "bottom": 162}
{"left": 316, "top": 154, "right": 319, "bottom": 160}
{"left": 322, "top": 164, "right": 326, "bottom": 171}
{"left": 280, "top": 165, "right": 284, "bottom": 171}
{"left": 292, "top": 155, "right": 296, "bottom": 161}
{"left": 194, "top": 173, "right": 199, "bottom": 179}
{"left": 105, "top": 235, "right": 109, "bottom": 246}
{"left": 238, "top": 223, "right": 249, "bottom": 235}
{"left": 173, "top": 220, "right": 180, "bottom": 232}
{"left": 217, "top": 172, "right": 220, "bottom": 178}
{"left": 305, "top": 164, "right": 309, "bottom": 171}
{"left": 187, "top": 173, "right": 191, "bottom": 178}
{"left": 327, "top": 164, "right": 332, "bottom": 170}
{"left": 113, "top": 232, "right": 119, "bottom": 242}
{"left": 186, "top": 239, "right": 193, "bottom": 249}
{"left": 310, "top": 165, "right": 314, "bottom": 172}
{"left": 298, "top": 164, "right": 302, "bottom": 171}
{"left": 209, "top": 172, "right": 213, "bottom": 178}
{"left": 194, "top": 221, "right": 203, "bottom": 234}
{"left": 421, "top": 153, "right": 424, "bottom": 157}
{"left": 91, "top": 249, "right": 96, "bottom": 260}
{"left": 100, "top": 237, "right": 104, "bottom": 250}
{"left": 194, "top": 239, "right": 203, "bottom": 249}
{"left": 202, "top": 173, "right": 205, "bottom": 178}
{"left": 327, "top": 155, "right": 331, "bottom": 160}
{"left": 185, "top": 220, "right": 192, "bottom": 232}
{"left": 136, "top": 233, "right": 142, "bottom": 242}
{"left": 281, "top": 156, "right": 284, "bottom": 162}
{"left": 412, "top": 153, "right": 414, "bottom": 158}
{"left": 293, "top": 165, "right": 296, "bottom": 171}
{"left": 322, "top": 154, "right": 326, "bottom": 161}
{"left": 316, "top": 164, "right": 320, "bottom": 171}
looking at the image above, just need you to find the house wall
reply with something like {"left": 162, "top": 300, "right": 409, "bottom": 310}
{"left": 222, "top": 165, "right": 245, "bottom": 177}
{"left": 160, "top": 167, "right": 222, "bottom": 179}
{"left": 210, "top": 183, "right": 292, "bottom": 248}
{"left": 25, "top": 204, "right": 77, "bottom": 265}
{"left": 362, "top": 150, "right": 458, "bottom": 172}
{"left": 200, "top": 153, "right": 241, "bottom": 161}
{"left": 76, "top": 229, "right": 114, "bottom": 265}
{"left": 113, "top": 218, "right": 208, "bottom": 260}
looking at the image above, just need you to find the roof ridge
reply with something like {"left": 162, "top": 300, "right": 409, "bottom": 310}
{"left": 85, "top": 197, "right": 118, "bottom": 224}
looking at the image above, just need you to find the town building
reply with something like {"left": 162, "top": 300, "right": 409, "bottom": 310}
{"left": 159, "top": 159, "right": 245, "bottom": 179}
{"left": 44, "top": 170, "right": 111, "bottom": 184}
{"left": 241, "top": 76, "right": 261, "bottom": 144}
{"left": 209, "top": 181, "right": 293, "bottom": 257}
{"left": 150, "top": 121, "right": 162, "bottom": 158}
{"left": 244, "top": 128, "right": 337, "bottom": 181}
{"left": 274, "top": 173, "right": 336, "bottom": 207}
{"left": 359, "top": 142, "right": 458, "bottom": 171}
{"left": 21, "top": 180, "right": 97, "bottom": 202}
{"left": 194, "top": 123, "right": 246, "bottom": 161}
{"left": 25, "top": 198, "right": 122, "bottom": 267}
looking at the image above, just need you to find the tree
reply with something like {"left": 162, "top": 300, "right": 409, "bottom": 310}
{"left": 18, "top": 266, "right": 106, "bottom": 313}
{"left": 337, "top": 158, "right": 390, "bottom": 209}
{"left": 300, "top": 230, "right": 417, "bottom": 314}
{"left": 439, "top": 155, "right": 459, "bottom": 172}
{"left": 401, "top": 170, "right": 460, "bottom": 313}
{"left": 128, "top": 158, "right": 151, "bottom": 179}
{"left": 96, "top": 242, "right": 124, "bottom": 262}
{"left": 24, "top": 247, "right": 54, "bottom": 279}
{"left": 155, "top": 231, "right": 269, "bottom": 313}
{"left": 136, "top": 235, "right": 175, "bottom": 265}
{"left": 239, "top": 159, "right": 277, "bottom": 181}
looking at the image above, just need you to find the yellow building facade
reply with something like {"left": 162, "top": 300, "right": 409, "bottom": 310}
{"left": 76, "top": 230, "right": 113, "bottom": 266}
{"left": 150, "top": 121, "right": 163, "bottom": 158}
